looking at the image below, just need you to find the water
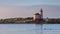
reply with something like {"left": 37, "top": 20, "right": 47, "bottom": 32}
{"left": 0, "top": 24, "right": 60, "bottom": 34}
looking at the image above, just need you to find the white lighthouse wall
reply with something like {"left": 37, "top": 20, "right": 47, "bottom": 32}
{"left": 33, "top": 15, "right": 41, "bottom": 20}
{"left": 33, "top": 15, "right": 36, "bottom": 20}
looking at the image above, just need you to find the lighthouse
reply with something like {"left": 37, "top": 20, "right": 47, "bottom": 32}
{"left": 33, "top": 9, "right": 43, "bottom": 24}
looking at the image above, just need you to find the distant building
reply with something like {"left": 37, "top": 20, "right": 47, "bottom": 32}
{"left": 46, "top": 17, "right": 49, "bottom": 22}
{"left": 33, "top": 8, "right": 43, "bottom": 23}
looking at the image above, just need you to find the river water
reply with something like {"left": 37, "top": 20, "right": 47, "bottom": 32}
{"left": 0, "top": 24, "right": 60, "bottom": 34}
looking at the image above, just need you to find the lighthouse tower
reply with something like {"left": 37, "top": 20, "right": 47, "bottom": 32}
{"left": 40, "top": 8, "right": 43, "bottom": 18}
{"left": 33, "top": 9, "right": 43, "bottom": 24}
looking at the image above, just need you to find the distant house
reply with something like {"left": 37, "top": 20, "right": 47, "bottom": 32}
{"left": 33, "top": 8, "right": 43, "bottom": 24}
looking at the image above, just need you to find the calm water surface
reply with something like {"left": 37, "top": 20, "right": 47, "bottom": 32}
{"left": 0, "top": 24, "right": 60, "bottom": 34}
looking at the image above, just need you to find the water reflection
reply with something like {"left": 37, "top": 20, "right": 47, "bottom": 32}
{"left": 0, "top": 24, "right": 60, "bottom": 34}
{"left": 34, "top": 24, "right": 43, "bottom": 34}
{"left": 0, "top": 24, "right": 42, "bottom": 34}
{"left": 34, "top": 24, "right": 60, "bottom": 34}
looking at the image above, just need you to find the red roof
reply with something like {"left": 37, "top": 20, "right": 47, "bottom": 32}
{"left": 34, "top": 13, "right": 40, "bottom": 15}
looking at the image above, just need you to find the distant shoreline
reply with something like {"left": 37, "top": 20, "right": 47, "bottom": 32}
{"left": 0, "top": 17, "right": 60, "bottom": 24}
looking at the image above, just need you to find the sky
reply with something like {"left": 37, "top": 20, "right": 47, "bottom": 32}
{"left": 0, "top": 0, "right": 60, "bottom": 18}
